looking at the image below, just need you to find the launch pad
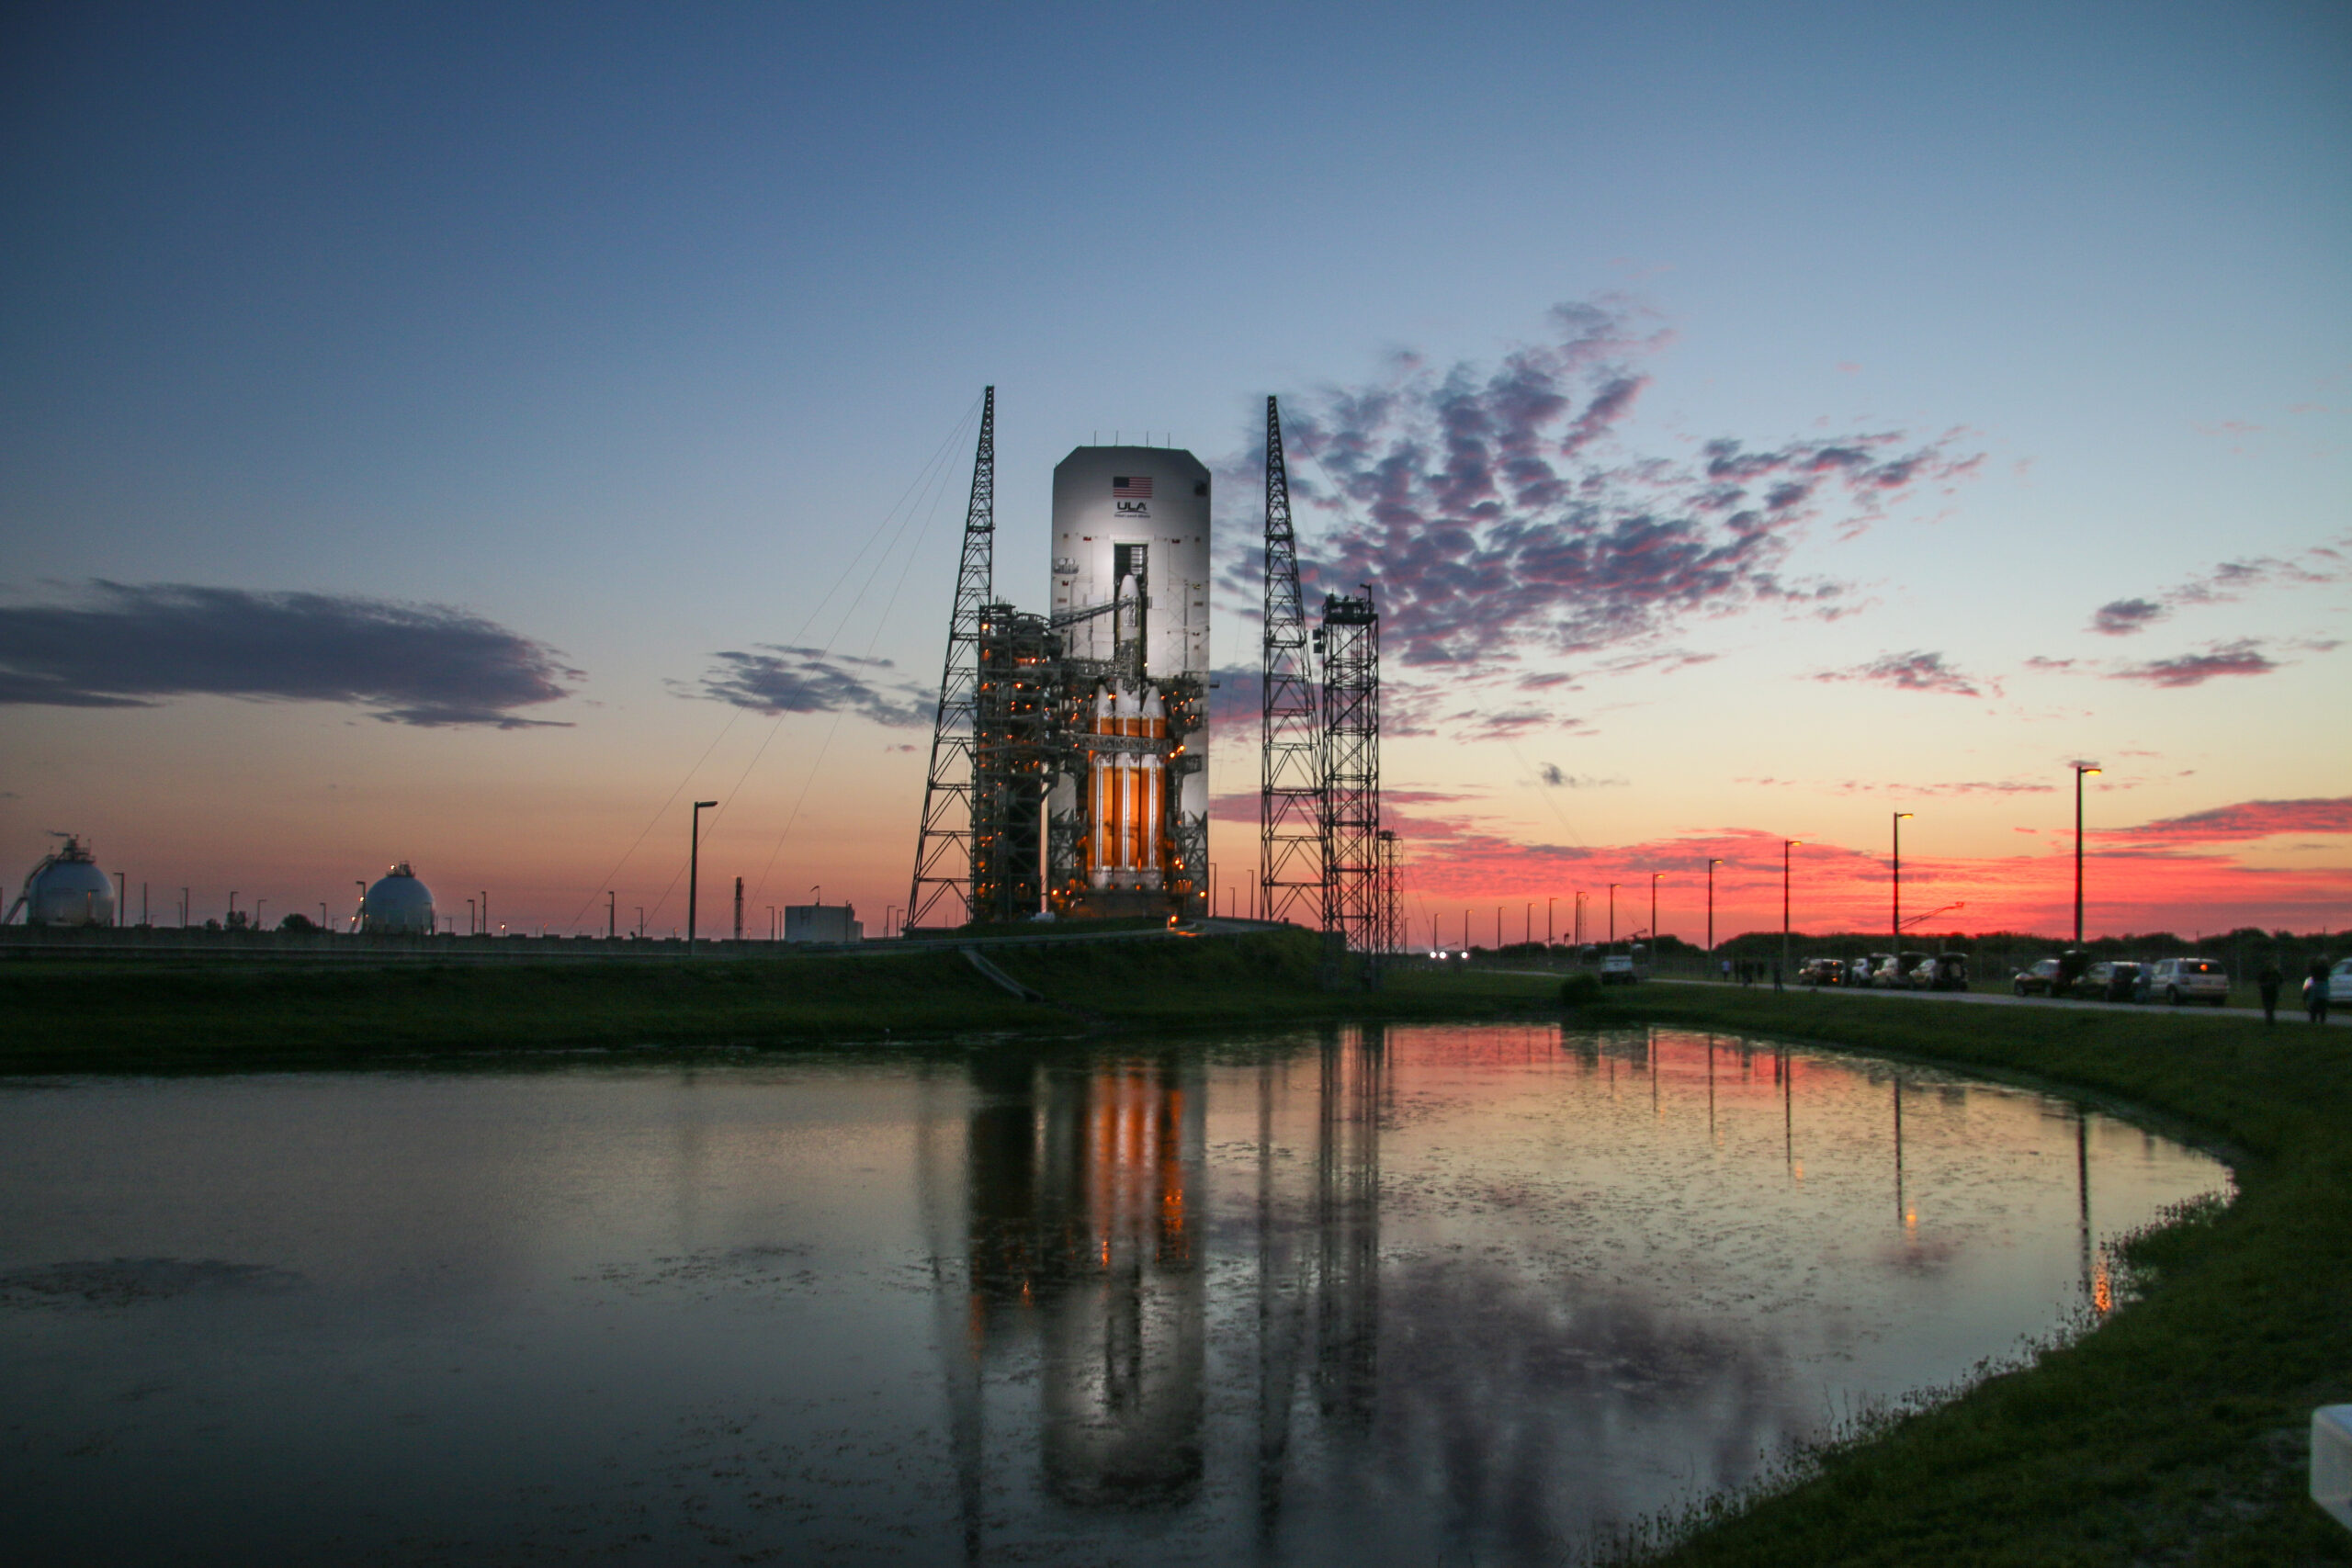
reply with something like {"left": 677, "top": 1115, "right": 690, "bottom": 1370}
{"left": 910, "top": 389, "right": 1387, "bottom": 953}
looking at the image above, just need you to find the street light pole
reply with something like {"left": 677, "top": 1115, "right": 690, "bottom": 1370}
{"left": 1893, "top": 811, "right": 1914, "bottom": 954}
{"left": 1650, "top": 873, "right": 1662, "bottom": 958}
{"left": 607, "top": 890, "right": 616, "bottom": 941}
{"left": 1706, "top": 858, "right": 1723, "bottom": 973}
{"left": 1547, "top": 896, "right": 1556, "bottom": 949}
{"left": 688, "top": 800, "right": 718, "bottom": 945}
{"left": 2073, "top": 763, "right": 2101, "bottom": 944}
{"left": 1608, "top": 883, "right": 1619, "bottom": 948}
{"left": 1781, "top": 840, "right": 1803, "bottom": 980}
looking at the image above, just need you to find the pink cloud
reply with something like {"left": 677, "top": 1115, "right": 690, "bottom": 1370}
{"left": 1814, "top": 649, "right": 1994, "bottom": 698}
{"left": 2109, "top": 638, "right": 2278, "bottom": 687}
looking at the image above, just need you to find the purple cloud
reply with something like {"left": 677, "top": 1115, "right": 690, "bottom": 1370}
{"left": 1815, "top": 649, "right": 1992, "bottom": 698}
{"left": 694, "top": 645, "right": 932, "bottom": 726}
{"left": 1240, "top": 302, "right": 1978, "bottom": 677}
{"left": 0, "top": 581, "right": 579, "bottom": 728}
{"left": 2109, "top": 639, "right": 2278, "bottom": 688}
{"left": 2089, "top": 597, "right": 2167, "bottom": 637}
{"left": 2084, "top": 532, "right": 2350, "bottom": 635}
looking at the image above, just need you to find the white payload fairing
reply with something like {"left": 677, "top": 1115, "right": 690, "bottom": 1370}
{"left": 1046, "top": 446, "right": 1210, "bottom": 913}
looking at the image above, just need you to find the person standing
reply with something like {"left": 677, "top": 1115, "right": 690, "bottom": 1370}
{"left": 2258, "top": 959, "right": 2283, "bottom": 1025}
{"left": 2310, "top": 957, "right": 2333, "bottom": 1024}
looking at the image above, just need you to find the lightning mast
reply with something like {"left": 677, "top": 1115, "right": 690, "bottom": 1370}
{"left": 908, "top": 387, "right": 996, "bottom": 931}
{"left": 1260, "top": 396, "right": 1323, "bottom": 926}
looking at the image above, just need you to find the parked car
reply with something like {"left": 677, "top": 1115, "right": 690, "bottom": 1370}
{"left": 2146, "top": 956, "right": 2229, "bottom": 1008}
{"left": 1916, "top": 952, "right": 1971, "bottom": 992}
{"left": 1797, "top": 957, "right": 1844, "bottom": 987}
{"left": 1852, "top": 953, "right": 1891, "bottom": 987}
{"left": 2331, "top": 959, "right": 2352, "bottom": 1005}
{"left": 1872, "top": 951, "right": 1931, "bottom": 988}
{"left": 1598, "top": 953, "right": 1640, "bottom": 985}
{"left": 2080, "top": 961, "right": 2145, "bottom": 1003}
{"left": 2015, "top": 957, "right": 2064, "bottom": 997}
{"left": 2015, "top": 951, "right": 2090, "bottom": 998}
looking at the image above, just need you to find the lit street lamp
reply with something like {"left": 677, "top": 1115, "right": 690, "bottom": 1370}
{"left": 2072, "top": 763, "right": 2101, "bottom": 944}
{"left": 1892, "top": 811, "right": 1914, "bottom": 954}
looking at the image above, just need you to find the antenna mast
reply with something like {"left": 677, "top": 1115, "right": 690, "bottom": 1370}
{"left": 1260, "top": 396, "right": 1324, "bottom": 926}
{"left": 908, "top": 387, "right": 996, "bottom": 931}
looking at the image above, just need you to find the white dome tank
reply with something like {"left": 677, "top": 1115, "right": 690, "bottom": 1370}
{"left": 362, "top": 863, "right": 436, "bottom": 935}
{"left": 17, "top": 836, "right": 115, "bottom": 927}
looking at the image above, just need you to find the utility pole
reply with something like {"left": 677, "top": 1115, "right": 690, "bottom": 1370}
{"left": 1707, "top": 859, "right": 1723, "bottom": 973}
{"left": 688, "top": 801, "right": 718, "bottom": 944}
{"left": 607, "top": 890, "right": 616, "bottom": 941}
{"left": 1893, "top": 812, "right": 1913, "bottom": 953}
{"left": 733, "top": 876, "right": 743, "bottom": 942}
{"left": 1782, "top": 840, "right": 1803, "bottom": 981}
{"left": 1650, "top": 873, "right": 1662, "bottom": 959}
{"left": 1609, "top": 883, "right": 1619, "bottom": 947}
{"left": 1547, "top": 896, "right": 1556, "bottom": 949}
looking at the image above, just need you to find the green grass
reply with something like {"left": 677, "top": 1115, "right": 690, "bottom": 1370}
{"left": 0, "top": 931, "right": 1556, "bottom": 1072}
{"left": 1568, "top": 983, "right": 2352, "bottom": 1566}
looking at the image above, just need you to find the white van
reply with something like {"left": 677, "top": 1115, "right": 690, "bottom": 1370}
{"left": 2146, "top": 957, "right": 2229, "bottom": 1007}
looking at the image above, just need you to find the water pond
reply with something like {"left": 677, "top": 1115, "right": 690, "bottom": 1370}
{"left": 0, "top": 1023, "right": 2229, "bottom": 1564}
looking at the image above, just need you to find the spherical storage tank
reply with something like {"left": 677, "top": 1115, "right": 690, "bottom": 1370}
{"left": 17, "top": 835, "right": 115, "bottom": 926}
{"left": 362, "top": 862, "right": 435, "bottom": 935}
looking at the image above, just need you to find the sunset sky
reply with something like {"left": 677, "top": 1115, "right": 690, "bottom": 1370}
{"left": 3, "top": 2, "right": 2346, "bottom": 942}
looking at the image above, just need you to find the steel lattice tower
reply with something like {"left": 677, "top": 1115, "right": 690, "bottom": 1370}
{"left": 1376, "top": 829, "right": 1400, "bottom": 957}
{"left": 1260, "top": 396, "right": 1324, "bottom": 926}
{"left": 908, "top": 387, "right": 995, "bottom": 931}
{"left": 1319, "top": 592, "right": 1380, "bottom": 953}
{"left": 971, "top": 604, "right": 1057, "bottom": 923}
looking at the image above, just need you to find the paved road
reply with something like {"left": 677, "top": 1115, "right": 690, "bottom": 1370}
{"left": 1646, "top": 975, "right": 2352, "bottom": 1027}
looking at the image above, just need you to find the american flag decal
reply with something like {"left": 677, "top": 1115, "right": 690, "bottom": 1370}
{"left": 1113, "top": 476, "right": 1153, "bottom": 499}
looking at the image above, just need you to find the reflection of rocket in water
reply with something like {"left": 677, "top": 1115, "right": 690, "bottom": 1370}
{"left": 956, "top": 1050, "right": 1207, "bottom": 1512}
{"left": 929, "top": 1030, "right": 1389, "bottom": 1553}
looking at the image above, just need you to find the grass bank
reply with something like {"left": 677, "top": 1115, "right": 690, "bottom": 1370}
{"left": 1581, "top": 983, "right": 2351, "bottom": 1566}
{"left": 0, "top": 931, "right": 1555, "bottom": 1073}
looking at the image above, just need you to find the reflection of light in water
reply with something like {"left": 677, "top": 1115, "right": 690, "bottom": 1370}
{"left": 906, "top": 1025, "right": 2222, "bottom": 1562}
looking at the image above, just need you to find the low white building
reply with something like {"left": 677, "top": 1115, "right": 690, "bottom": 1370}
{"left": 784, "top": 903, "right": 862, "bottom": 944}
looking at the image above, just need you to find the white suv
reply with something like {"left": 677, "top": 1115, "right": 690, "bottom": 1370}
{"left": 2147, "top": 957, "right": 2229, "bottom": 1008}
